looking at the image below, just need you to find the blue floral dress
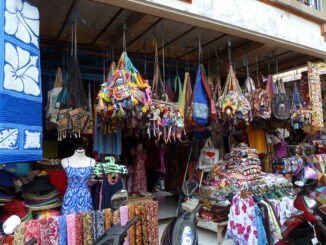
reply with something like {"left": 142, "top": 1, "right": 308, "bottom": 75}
{"left": 61, "top": 158, "right": 93, "bottom": 215}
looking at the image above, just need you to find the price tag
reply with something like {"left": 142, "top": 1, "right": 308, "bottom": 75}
{"left": 311, "top": 237, "right": 319, "bottom": 245}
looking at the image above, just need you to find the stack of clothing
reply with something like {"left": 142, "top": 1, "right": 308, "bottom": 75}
{"left": 22, "top": 175, "right": 60, "bottom": 210}
{"left": 221, "top": 146, "right": 262, "bottom": 182}
{"left": 198, "top": 195, "right": 230, "bottom": 223}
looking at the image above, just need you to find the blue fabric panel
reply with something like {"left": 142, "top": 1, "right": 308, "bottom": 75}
{"left": 0, "top": 0, "right": 42, "bottom": 164}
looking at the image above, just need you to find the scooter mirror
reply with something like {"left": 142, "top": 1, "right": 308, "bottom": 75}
{"left": 294, "top": 181, "right": 304, "bottom": 187}
{"left": 2, "top": 215, "right": 21, "bottom": 235}
{"left": 182, "top": 180, "right": 199, "bottom": 196}
{"left": 111, "top": 189, "right": 128, "bottom": 209}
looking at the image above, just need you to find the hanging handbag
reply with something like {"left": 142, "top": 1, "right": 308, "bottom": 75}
{"left": 217, "top": 65, "right": 252, "bottom": 125}
{"left": 291, "top": 82, "right": 311, "bottom": 129}
{"left": 198, "top": 137, "right": 219, "bottom": 171}
{"left": 191, "top": 64, "right": 216, "bottom": 126}
{"left": 245, "top": 76, "right": 271, "bottom": 120}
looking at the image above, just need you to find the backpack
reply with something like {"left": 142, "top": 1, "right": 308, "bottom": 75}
{"left": 267, "top": 75, "right": 290, "bottom": 120}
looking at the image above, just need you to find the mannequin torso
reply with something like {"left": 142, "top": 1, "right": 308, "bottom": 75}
{"left": 61, "top": 148, "right": 95, "bottom": 169}
{"left": 61, "top": 148, "right": 95, "bottom": 215}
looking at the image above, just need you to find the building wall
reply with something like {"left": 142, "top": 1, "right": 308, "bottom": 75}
{"left": 95, "top": 0, "right": 326, "bottom": 58}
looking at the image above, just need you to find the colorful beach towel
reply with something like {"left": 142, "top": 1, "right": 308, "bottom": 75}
{"left": 0, "top": 0, "right": 42, "bottom": 164}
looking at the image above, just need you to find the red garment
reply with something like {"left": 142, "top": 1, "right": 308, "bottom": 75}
{"left": 46, "top": 170, "right": 67, "bottom": 196}
{"left": 24, "top": 220, "right": 40, "bottom": 245}
{"left": 39, "top": 217, "right": 59, "bottom": 245}
{"left": 132, "top": 153, "right": 147, "bottom": 193}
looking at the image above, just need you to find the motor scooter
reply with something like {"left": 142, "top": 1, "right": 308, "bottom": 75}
{"left": 276, "top": 167, "right": 326, "bottom": 245}
{"left": 160, "top": 179, "right": 202, "bottom": 245}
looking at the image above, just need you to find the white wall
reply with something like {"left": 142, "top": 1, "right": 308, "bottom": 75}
{"left": 95, "top": 0, "right": 326, "bottom": 58}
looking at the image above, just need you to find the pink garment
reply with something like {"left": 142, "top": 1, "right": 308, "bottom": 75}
{"left": 66, "top": 213, "right": 83, "bottom": 245}
{"left": 24, "top": 220, "right": 40, "bottom": 245}
{"left": 39, "top": 217, "right": 59, "bottom": 245}
{"left": 132, "top": 153, "right": 147, "bottom": 193}
{"left": 120, "top": 205, "right": 129, "bottom": 245}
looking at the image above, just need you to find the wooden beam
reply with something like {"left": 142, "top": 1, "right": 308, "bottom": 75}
{"left": 127, "top": 18, "right": 162, "bottom": 48}
{"left": 177, "top": 34, "right": 227, "bottom": 59}
{"left": 155, "top": 26, "right": 197, "bottom": 53}
{"left": 56, "top": 0, "right": 77, "bottom": 41}
{"left": 90, "top": 8, "right": 123, "bottom": 45}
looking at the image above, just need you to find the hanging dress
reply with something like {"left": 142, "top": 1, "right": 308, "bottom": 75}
{"left": 101, "top": 173, "right": 123, "bottom": 209}
{"left": 132, "top": 150, "right": 147, "bottom": 193}
{"left": 61, "top": 158, "right": 93, "bottom": 215}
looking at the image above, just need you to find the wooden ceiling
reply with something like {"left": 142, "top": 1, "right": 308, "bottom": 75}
{"left": 29, "top": 0, "right": 319, "bottom": 77}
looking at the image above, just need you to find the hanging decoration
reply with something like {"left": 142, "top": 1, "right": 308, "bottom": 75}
{"left": 96, "top": 53, "right": 152, "bottom": 132}
{"left": 146, "top": 34, "right": 185, "bottom": 142}
{"left": 97, "top": 25, "right": 152, "bottom": 133}
{"left": 290, "top": 82, "right": 311, "bottom": 130}
{"left": 307, "top": 62, "right": 324, "bottom": 131}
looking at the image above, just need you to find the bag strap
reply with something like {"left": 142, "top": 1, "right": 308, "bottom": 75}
{"left": 174, "top": 75, "right": 182, "bottom": 103}
{"left": 200, "top": 64, "right": 217, "bottom": 122}
{"left": 266, "top": 75, "right": 277, "bottom": 95}
{"left": 277, "top": 79, "right": 286, "bottom": 94}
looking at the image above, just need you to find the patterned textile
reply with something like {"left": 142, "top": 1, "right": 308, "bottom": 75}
{"left": 128, "top": 205, "right": 136, "bottom": 245}
{"left": 120, "top": 205, "right": 129, "bottom": 245}
{"left": 227, "top": 195, "right": 259, "bottom": 245}
{"left": 132, "top": 152, "right": 147, "bottom": 193}
{"left": 14, "top": 222, "right": 25, "bottom": 245}
{"left": 83, "top": 211, "right": 94, "bottom": 245}
{"left": 104, "top": 208, "right": 112, "bottom": 230}
{"left": 140, "top": 204, "right": 149, "bottom": 245}
{"left": 92, "top": 210, "right": 105, "bottom": 241}
{"left": 24, "top": 220, "right": 40, "bottom": 245}
{"left": 0, "top": 0, "right": 43, "bottom": 164}
{"left": 39, "top": 217, "right": 59, "bottom": 245}
{"left": 112, "top": 209, "right": 120, "bottom": 225}
{"left": 66, "top": 213, "right": 83, "bottom": 245}
{"left": 134, "top": 204, "right": 143, "bottom": 245}
{"left": 61, "top": 158, "right": 93, "bottom": 215}
{"left": 145, "top": 201, "right": 159, "bottom": 244}
{"left": 58, "top": 215, "right": 67, "bottom": 245}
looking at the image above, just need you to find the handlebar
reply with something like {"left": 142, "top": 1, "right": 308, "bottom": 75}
{"left": 25, "top": 237, "right": 37, "bottom": 245}
{"left": 124, "top": 217, "right": 138, "bottom": 230}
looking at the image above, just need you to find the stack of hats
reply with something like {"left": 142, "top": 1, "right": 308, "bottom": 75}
{"left": 0, "top": 200, "right": 32, "bottom": 223}
{"left": 0, "top": 170, "right": 16, "bottom": 206}
{"left": 22, "top": 175, "right": 60, "bottom": 210}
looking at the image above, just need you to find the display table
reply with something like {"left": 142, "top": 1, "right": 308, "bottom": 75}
{"left": 127, "top": 195, "right": 155, "bottom": 205}
{"left": 197, "top": 218, "right": 228, "bottom": 245}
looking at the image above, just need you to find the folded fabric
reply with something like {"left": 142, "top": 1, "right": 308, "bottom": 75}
{"left": 22, "top": 189, "right": 60, "bottom": 200}
{"left": 39, "top": 217, "right": 59, "bottom": 244}
{"left": 25, "top": 198, "right": 60, "bottom": 208}
{"left": 24, "top": 220, "right": 40, "bottom": 245}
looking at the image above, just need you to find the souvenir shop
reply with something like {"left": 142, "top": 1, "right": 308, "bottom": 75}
{"left": 0, "top": 0, "right": 326, "bottom": 245}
